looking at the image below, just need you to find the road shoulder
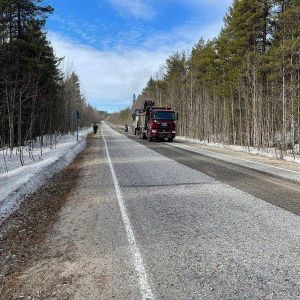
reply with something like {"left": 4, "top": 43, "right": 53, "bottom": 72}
{"left": 0, "top": 132, "right": 140, "bottom": 300}
{"left": 168, "top": 141, "right": 300, "bottom": 183}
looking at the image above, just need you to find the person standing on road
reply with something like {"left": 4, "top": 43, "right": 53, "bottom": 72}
{"left": 125, "top": 124, "right": 128, "bottom": 135}
{"left": 93, "top": 123, "right": 98, "bottom": 134}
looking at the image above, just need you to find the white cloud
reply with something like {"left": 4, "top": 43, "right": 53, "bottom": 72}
{"left": 107, "top": 0, "right": 155, "bottom": 20}
{"left": 48, "top": 18, "right": 224, "bottom": 112}
{"left": 49, "top": 32, "right": 167, "bottom": 112}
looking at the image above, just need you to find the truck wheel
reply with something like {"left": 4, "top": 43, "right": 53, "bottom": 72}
{"left": 168, "top": 138, "right": 173, "bottom": 142}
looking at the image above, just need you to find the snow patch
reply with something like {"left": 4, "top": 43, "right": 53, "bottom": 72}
{"left": 0, "top": 130, "right": 91, "bottom": 225}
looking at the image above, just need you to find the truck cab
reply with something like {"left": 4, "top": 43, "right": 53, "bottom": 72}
{"left": 137, "top": 105, "right": 178, "bottom": 142}
{"left": 147, "top": 109, "right": 177, "bottom": 142}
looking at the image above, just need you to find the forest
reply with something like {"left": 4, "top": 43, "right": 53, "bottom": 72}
{"left": 0, "top": 0, "right": 101, "bottom": 153}
{"left": 110, "top": 0, "right": 300, "bottom": 155}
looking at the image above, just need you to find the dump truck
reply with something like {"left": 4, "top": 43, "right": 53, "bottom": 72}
{"left": 136, "top": 100, "right": 178, "bottom": 142}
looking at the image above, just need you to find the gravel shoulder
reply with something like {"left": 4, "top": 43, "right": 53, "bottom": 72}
{"left": 0, "top": 133, "right": 140, "bottom": 300}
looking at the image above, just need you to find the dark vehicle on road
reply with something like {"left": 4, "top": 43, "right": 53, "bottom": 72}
{"left": 137, "top": 101, "right": 178, "bottom": 142}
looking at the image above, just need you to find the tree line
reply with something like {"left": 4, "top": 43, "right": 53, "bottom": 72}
{"left": 110, "top": 0, "right": 300, "bottom": 155}
{"left": 0, "top": 0, "right": 102, "bottom": 153}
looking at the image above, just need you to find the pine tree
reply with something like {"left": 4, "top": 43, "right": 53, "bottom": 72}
{"left": 111, "top": 0, "right": 299, "bottom": 157}
{"left": 0, "top": 1, "right": 102, "bottom": 155}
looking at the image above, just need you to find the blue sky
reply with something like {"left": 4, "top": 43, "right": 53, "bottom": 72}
{"left": 45, "top": 0, "right": 233, "bottom": 112}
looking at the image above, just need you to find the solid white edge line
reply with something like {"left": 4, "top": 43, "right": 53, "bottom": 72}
{"left": 101, "top": 126, "right": 154, "bottom": 300}
{"left": 171, "top": 143, "right": 300, "bottom": 175}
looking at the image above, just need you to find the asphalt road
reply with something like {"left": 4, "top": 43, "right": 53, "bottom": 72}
{"left": 2, "top": 124, "right": 299, "bottom": 299}
{"left": 122, "top": 128, "right": 300, "bottom": 217}
{"left": 102, "top": 124, "right": 300, "bottom": 299}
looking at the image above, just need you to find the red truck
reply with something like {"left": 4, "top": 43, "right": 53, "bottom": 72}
{"left": 136, "top": 101, "right": 178, "bottom": 142}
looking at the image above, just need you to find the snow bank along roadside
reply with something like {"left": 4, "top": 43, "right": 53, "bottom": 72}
{"left": 0, "top": 130, "right": 90, "bottom": 225}
{"left": 170, "top": 140, "right": 300, "bottom": 183}
{"left": 176, "top": 136, "right": 300, "bottom": 164}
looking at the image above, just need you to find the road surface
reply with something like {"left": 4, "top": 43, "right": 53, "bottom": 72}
{"left": 1, "top": 123, "right": 300, "bottom": 299}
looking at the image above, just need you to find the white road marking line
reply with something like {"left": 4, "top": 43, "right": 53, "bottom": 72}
{"left": 102, "top": 127, "right": 154, "bottom": 300}
{"left": 171, "top": 143, "right": 300, "bottom": 175}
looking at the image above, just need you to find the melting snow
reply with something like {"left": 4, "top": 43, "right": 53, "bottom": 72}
{"left": 0, "top": 129, "right": 91, "bottom": 225}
